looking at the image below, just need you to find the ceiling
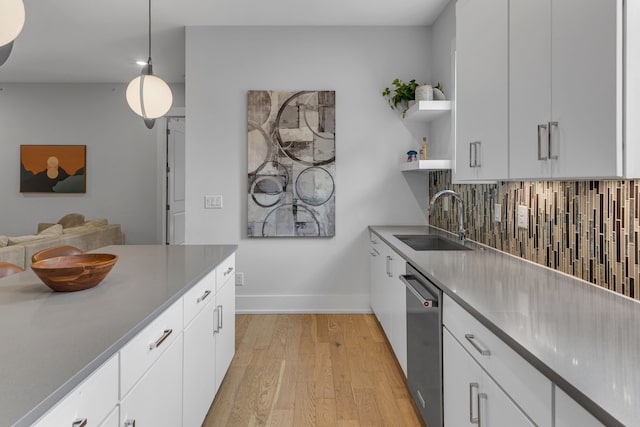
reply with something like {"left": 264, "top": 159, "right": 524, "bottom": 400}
{"left": 0, "top": 0, "right": 449, "bottom": 84}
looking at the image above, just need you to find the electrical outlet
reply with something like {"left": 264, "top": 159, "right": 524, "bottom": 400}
{"left": 494, "top": 203, "right": 502, "bottom": 222}
{"left": 235, "top": 272, "right": 244, "bottom": 286}
{"left": 517, "top": 205, "right": 528, "bottom": 229}
{"left": 204, "top": 195, "right": 223, "bottom": 209}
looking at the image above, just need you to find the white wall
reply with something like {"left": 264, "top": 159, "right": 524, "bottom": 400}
{"left": 186, "top": 26, "right": 431, "bottom": 312}
{"left": 0, "top": 83, "right": 185, "bottom": 243}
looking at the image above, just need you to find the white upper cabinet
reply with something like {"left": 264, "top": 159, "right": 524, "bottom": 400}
{"left": 509, "top": 0, "right": 622, "bottom": 180}
{"left": 454, "top": 0, "right": 509, "bottom": 181}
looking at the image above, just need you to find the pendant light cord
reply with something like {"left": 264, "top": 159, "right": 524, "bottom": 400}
{"left": 148, "top": 0, "right": 152, "bottom": 61}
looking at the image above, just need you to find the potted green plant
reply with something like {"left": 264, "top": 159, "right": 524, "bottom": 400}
{"left": 382, "top": 78, "right": 421, "bottom": 118}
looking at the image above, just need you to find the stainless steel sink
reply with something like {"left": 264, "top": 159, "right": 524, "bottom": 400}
{"left": 393, "top": 234, "right": 473, "bottom": 251}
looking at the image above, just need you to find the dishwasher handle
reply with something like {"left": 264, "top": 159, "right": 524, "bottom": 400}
{"left": 399, "top": 274, "right": 439, "bottom": 309}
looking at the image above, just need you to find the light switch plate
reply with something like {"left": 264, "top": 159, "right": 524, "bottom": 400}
{"left": 517, "top": 205, "right": 528, "bottom": 229}
{"left": 494, "top": 204, "right": 501, "bottom": 222}
{"left": 235, "top": 272, "right": 244, "bottom": 286}
{"left": 442, "top": 197, "right": 449, "bottom": 212}
{"left": 205, "top": 195, "right": 223, "bottom": 209}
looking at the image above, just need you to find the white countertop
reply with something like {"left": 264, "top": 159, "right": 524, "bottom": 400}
{"left": 0, "top": 244, "right": 237, "bottom": 427}
{"left": 370, "top": 225, "right": 639, "bottom": 427}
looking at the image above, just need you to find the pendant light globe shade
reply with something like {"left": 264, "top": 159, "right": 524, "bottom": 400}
{"left": 126, "top": 73, "right": 173, "bottom": 120}
{"left": 0, "top": 0, "right": 26, "bottom": 47}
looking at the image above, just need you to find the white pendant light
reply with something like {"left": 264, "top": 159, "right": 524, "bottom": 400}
{"left": 0, "top": 0, "right": 25, "bottom": 47}
{"left": 126, "top": 0, "right": 173, "bottom": 129}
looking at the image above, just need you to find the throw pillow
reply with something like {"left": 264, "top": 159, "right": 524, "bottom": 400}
{"left": 57, "top": 213, "right": 85, "bottom": 229}
{"left": 0, "top": 235, "right": 8, "bottom": 247}
{"left": 8, "top": 234, "right": 46, "bottom": 245}
{"left": 83, "top": 218, "right": 108, "bottom": 227}
{"left": 37, "top": 224, "right": 64, "bottom": 237}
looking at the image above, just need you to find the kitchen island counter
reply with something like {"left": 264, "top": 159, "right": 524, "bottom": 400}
{"left": 370, "top": 225, "right": 638, "bottom": 427}
{"left": 0, "top": 244, "right": 236, "bottom": 427}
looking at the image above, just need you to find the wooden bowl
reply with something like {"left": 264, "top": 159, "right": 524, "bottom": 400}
{"left": 31, "top": 254, "right": 118, "bottom": 292}
{"left": 32, "top": 245, "right": 84, "bottom": 263}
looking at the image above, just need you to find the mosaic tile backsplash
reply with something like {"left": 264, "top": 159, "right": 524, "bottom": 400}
{"left": 428, "top": 171, "right": 639, "bottom": 300}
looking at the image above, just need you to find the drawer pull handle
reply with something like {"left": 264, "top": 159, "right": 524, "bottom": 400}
{"left": 197, "top": 290, "right": 211, "bottom": 303}
{"left": 465, "top": 334, "right": 491, "bottom": 356}
{"left": 469, "top": 382, "right": 479, "bottom": 424}
{"left": 477, "top": 392, "right": 487, "bottom": 427}
{"left": 125, "top": 420, "right": 136, "bottom": 427}
{"left": 149, "top": 329, "right": 173, "bottom": 350}
{"left": 72, "top": 419, "right": 87, "bottom": 427}
{"left": 369, "top": 250, "right": 378, "bottom": 257}
{"left": 224, "top": 266, "right": 234, "bottom": 276}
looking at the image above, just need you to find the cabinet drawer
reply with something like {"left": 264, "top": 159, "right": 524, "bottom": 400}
{"left": 443, "top": 294, "right": 551, "bottom": 427}
{"left": 34, "top": 354, "right": 118, "bottom": 427}
{"left": 120, "top": 299, "right": 183, "bottom": 398}
{"left": 215, "top": 253, "right": 235, "bottom": 291}
{"left": 183, "top": 267, "right": 216, "bottom": 327}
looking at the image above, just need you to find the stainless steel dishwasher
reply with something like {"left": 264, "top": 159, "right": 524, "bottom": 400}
{"left": 399, "top": 263, "right": 443, "bottom": 427}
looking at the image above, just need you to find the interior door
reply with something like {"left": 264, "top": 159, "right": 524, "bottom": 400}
{"left": 166, "top": 117, "right": 186, "bottom": 244}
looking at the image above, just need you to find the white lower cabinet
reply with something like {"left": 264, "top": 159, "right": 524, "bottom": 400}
{"left": 214, "top": 276, "right": 236, "bottom": 391}
{"left": 33, "top": 355, "right": 119, "bottom": 427}
{"left": 368, "top": 232, "right": 406, "bottom": 375}
{"left": 120, "top": 334, "right": 184, "bottom": 427}
{"left": 443, "top": 294, "right": 552, "bottom": 427}
{"left": 183, "top": 299, "right": 217, "bottom": 427}
{"left": 555, "top": 387, "right": 604, "bottom": 427}
{"left": 443, "top": 328, "right": 535, "bottom": 427}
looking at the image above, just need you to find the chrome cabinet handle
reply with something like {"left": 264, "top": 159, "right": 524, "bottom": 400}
{"left": 469, "top": 382, "right": 479, "bottom": 424}
{"left": 548, "top": 121, "right": 558, "bottom": 159}
{"left": 465, "top": 334, "right": 491, "bottom": 356}
{"left": 197, "top": 289, "right": 211, "bottom": 303}
{"left": 149, "top": 329, "right": 173, "bottom": 350}
{"left": 469, "top": 141, "right": 481, "bottom": 167}
{"left": 469, "top": 142, "right": 474, "bottom": 167}
{"left": 477, "top": 393, "right": 487, "bottom": 427}
{"left": 537, "top": 124, "right": 548, "bottom": 160}
{"left": 72, "top": 419, "right": 87, "bottom": 427}
{"left": 125, "top": 420, "right": 136, "bottom": 427}
{"left": 223, "top": 266, "right": 234, "bottom": 276}
{"left": 218, "top": 304, "right": 223, "bottom": 330}
{"left": 369, "top": 247, "right": 379, "bottom": 257}
{"left": 385, "top": 256, "right": 392, "bottom": 277}
{"left": 213, "top": 307, "right": 219, "bottom": 334}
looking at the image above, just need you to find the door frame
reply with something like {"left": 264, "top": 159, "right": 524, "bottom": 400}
{"left": 155, "top": 107, "right": 186, "bottom": 244}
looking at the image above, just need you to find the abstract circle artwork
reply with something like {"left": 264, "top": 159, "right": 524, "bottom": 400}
{"left": 247, "top": 90, "right": 336, "bottom": 237}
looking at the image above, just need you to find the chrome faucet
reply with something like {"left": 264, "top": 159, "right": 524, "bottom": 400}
{"left": 429, "top": 189, "right": 466, "bottom": 241}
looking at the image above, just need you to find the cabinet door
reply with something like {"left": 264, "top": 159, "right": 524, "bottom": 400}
{"left": 183, "top": 299, "right": 217, "bottom": 427}
{"left": 368, "top": 237, "right": 386, "bottom": 325}
{"left": 390, "top": 267, "right": 407, "bottom": 376}
{"left": 555, "top": 387, "right": 604, "bottom": 427}
{"left": 455, "top": 0, "right": 509, "bottom": 181}
{"left": 550, "top": 0, "right": 621, "bottom": 179}
{"left": 120, "top": 335, "right": 183, "bottom": 427}
{"left": 443, "top": 328, "right": 482, "bottom": 427}
{"left": 480, "top": 371, "right": 536, "bottom": 427}
{"left": 509, "top": 0, "right": 552, "bottom": 179}
{"left": 214, "top": 277, "right": 236, "bottom": 391}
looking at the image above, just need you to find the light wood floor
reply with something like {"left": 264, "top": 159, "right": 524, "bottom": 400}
{"left": 202, "top": 314, "right": 424, "bottom": 427}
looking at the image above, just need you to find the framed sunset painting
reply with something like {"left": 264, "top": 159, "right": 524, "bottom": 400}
{"left": 20, "top": 145, "right": 86, "bottom": 193}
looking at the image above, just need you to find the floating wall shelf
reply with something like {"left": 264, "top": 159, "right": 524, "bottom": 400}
{"left": 403, "top": 100, "right": 452, "bottom": 122}
{"left": 400, "top": 159, "right": 452, "bottom": 172}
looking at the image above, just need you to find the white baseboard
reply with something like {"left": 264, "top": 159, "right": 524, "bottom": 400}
{"left": 236, "top": 293, "right": 372, "bottom": 314}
